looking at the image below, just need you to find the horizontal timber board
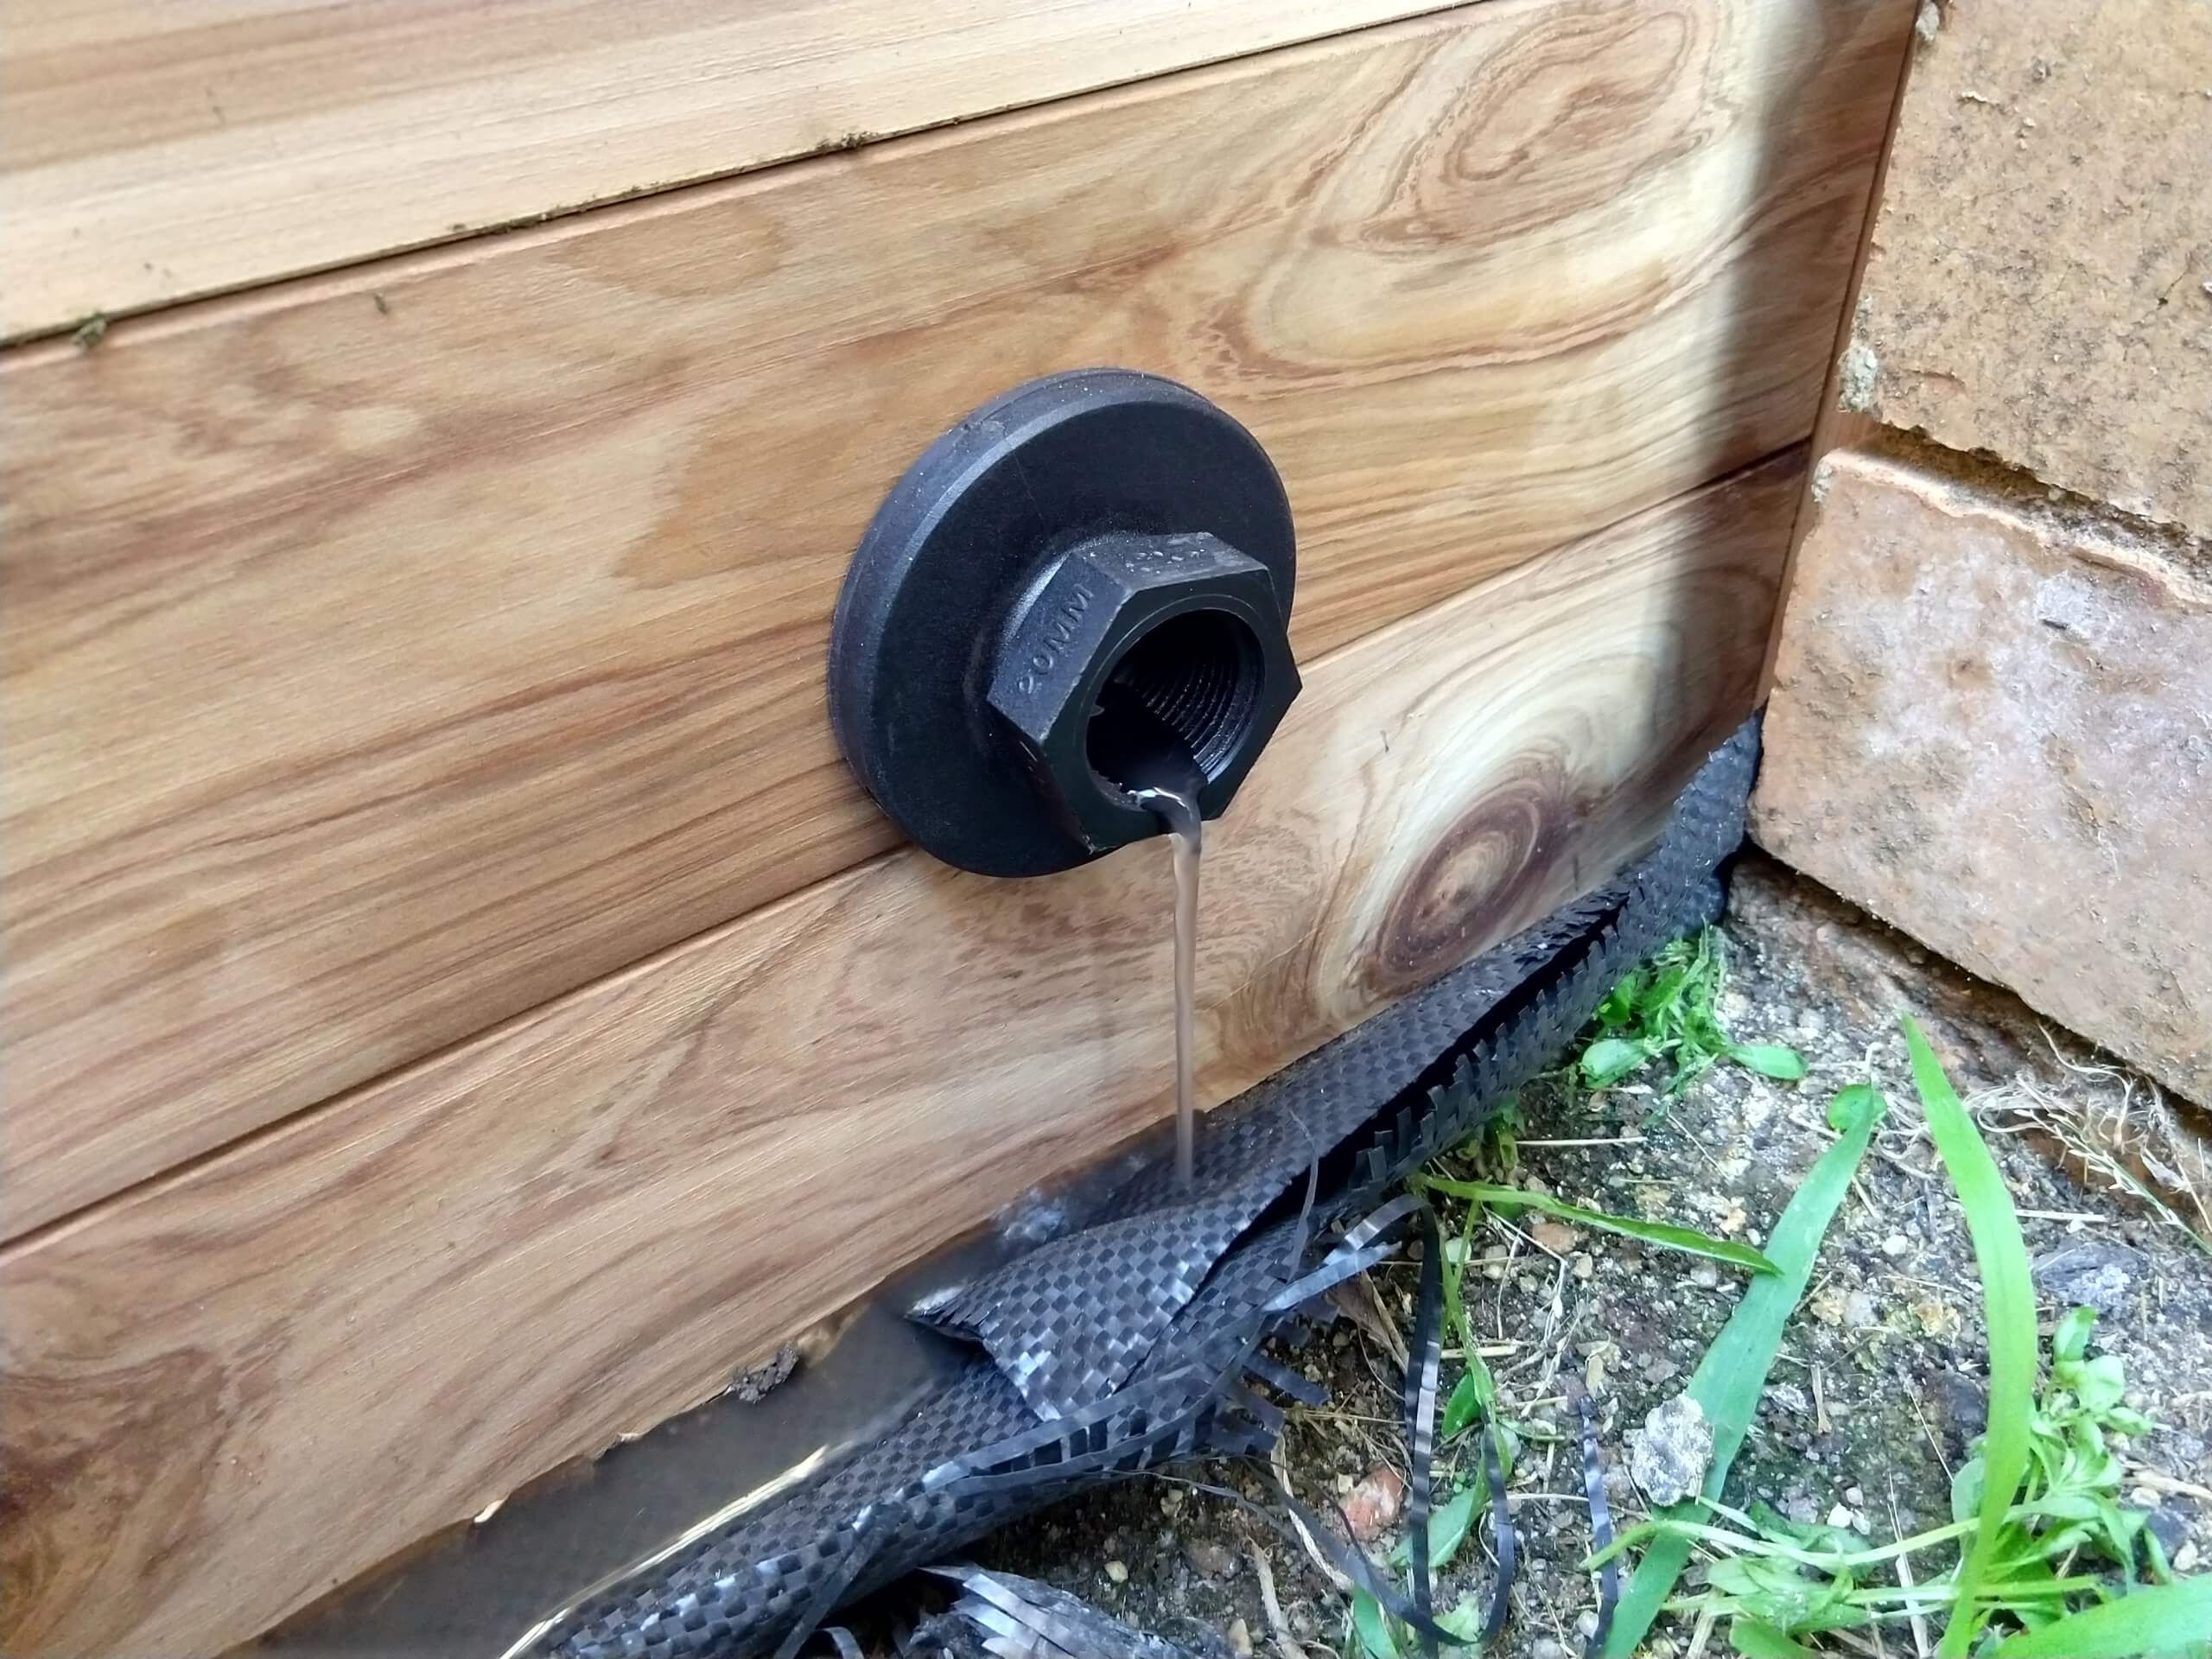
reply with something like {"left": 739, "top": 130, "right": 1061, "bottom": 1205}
{"left": 0, "top": 0, "right": 1463, "bottom": 340}
{"left": 0, "top": 0, "right": 1911, "bottom": 1236}
{"left": 0, "top": 453, "right": 1804, "bottom": 1658}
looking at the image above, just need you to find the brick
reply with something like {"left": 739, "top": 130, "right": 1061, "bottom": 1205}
{"left": 1754, "top": 447, "right": 2212, "bottom": 1103}
{"left": 1845, "top": 0, "right": 2212, "bottom": 538}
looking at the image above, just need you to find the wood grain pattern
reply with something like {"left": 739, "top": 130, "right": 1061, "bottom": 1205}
{"left": 0, "top": 0, "right": 1911, "bottom": 1236}
{"left": 0, "top": 454, "right": 1803, "bottom": 1659}
{"left": 0, "top": 0, "right": 1460, "bottom": 340}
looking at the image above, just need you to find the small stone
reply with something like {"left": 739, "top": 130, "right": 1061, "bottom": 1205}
{"left": 728, "top": 1341, "right": 800, "bottom": 1403}
{"left": 1881, "top": 1234, "right": 1910, "bottom": 1258}
{"left": 1690, "top": 1264, "right": 1720, "bottom": 1290}
{"left": 1828, "top": 1503, "right": 1856, "bottom": 1529}
{"left": 1934, "top": 1369, "right": 1988, "bottom": 1448}
{"left": 2146, "top": 1506, "right": 2190, "bottom": 1556}
{"left": 1573, "top": 1252, "right": 1596, "bottom": 1281}
{"left": 1531, "top": 1217, "right": 1580, "bottom": 1255}
{"left": 1642, "top": 1352, "right": 1681, "bottom": 1385}
{"left": 1336, "top": 1472, "right": 1356, "bottom": 1496}
{"left": 1342, "top": 1464, "right": 1407, "bottom": 1543}
{"left": 2033, "top": 1241, "right": 2146, "bottom": 1316}
{"left": 1629, "top": 1395, "right": 1715, "bottom": 1507}
{"left": 1186, "top": 1539, "right": 1236, "bottom": 1579}
{"left": 1603, "top": 1465, "right": 1638, "bottom": 1509}
{"left": 1532, "top": 1641, "right": 1573, "bottom": 1659}
{"left": 1843, "top": 1290, "right": 1878, "bottom": 1329}
{"left": 1576, "top": 1610, "right": 1601, "bottom": 1638}
{"left": 2175, "top": 1541, "right": 2201, "bottom": 1573}
{"left": 1844, "top": 1485, "right": 1866, "bottom": 1506}
{"left": 1104, "top": 1560, "right": 1128, "bottom": 1584}
{"left": 1767, "top": 1382, "right": 1812, "bottom": 1416}
{"left": 1585, "top": 1343, "right": 1618, "bottom": 1396}
{"left": 1226, "top": 1616, "right": 1254, "bottom": 1656}
{"left": 1784, "top": 1491, "right": 1821, "bottom": 1526}
{"left": 1914, "top": 1300, "right": 1963, "bottom": 1340}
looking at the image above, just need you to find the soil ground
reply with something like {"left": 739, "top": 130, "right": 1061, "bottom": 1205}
{"left": 948, "top": 852, "right": 2212, "bottom": 1658}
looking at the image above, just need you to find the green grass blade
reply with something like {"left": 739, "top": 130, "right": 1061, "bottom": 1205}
{"left": 1391, "top": 1486, "right": 1480, "bottom": 1573}
{"left": 1581, "top": 1036, "right": 1653, "bottom": 1086}
{"left": 1728, "top": 1043, "right": 1807, "bottom": 1082}
{"left": 1438, "top": 1199, "right": 1498, "bottom": 1435}
{"left": 1993, "top": 1576, "right": 2212, "bottom": 1657}
{"left": 1904, "top": 1014, "right": 2037, "bottom": 1658}
{"left": 1729, "top": 1617, "right": 1823, "bottom": 1658}
{"left": 1599, "top": 1084, "right": 1888, "bottom": 1658}
{"left": 1418, "top": 1176, "right": 1779, "bottom": 1275}
{"left": 1440, "top": 1371, "right": 1482, "bottom": 1440}
{"left": 1351, "top": 1588, "right": 1401, "bottom": 1659}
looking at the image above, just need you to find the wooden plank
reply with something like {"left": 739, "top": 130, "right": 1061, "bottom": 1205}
{"left": 0, "top": 0, "right": 1910, "bottom": 1238}
{"left": 1756, "top": 0, "right": 1909, "bottom": 696}
{"left": 0, "top": 0, "right": 1464, "bottom": 340}
{"left": 0, "top": 454, "right": 1802, "bottom": 1658}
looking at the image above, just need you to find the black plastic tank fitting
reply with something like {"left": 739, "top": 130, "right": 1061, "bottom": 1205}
{"left": 827, "top": 369, "right": 1303, "bottom": 876}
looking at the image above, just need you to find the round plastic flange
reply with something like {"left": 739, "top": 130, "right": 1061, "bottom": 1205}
{"left": 828, "top": 368, "right": 1296, "bottom": 876}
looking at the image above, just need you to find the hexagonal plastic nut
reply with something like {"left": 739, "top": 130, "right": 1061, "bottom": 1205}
{"left": 987, "top": 531, "right": 1300, "bottom": 854}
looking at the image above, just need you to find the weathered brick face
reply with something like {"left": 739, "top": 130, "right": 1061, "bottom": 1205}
{"left": 1846, "top": 0, "right": 2212, "bottom": 540}
{"left": 1758, "top": 0, "right": 2212, "bottom": 1102}
{"left": 1757, "top": 449, "right": 2212, "bottom": 1103}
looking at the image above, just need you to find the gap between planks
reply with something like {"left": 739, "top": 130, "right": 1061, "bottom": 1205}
{"left": 0, "top": 449, "right": 1789, "bottom": 1266}
{"left": 0, "top": 0, "right": 1913, "bottom": 1236}
{"left": 0, "top": 0, "right": 1478, "bottom": 342}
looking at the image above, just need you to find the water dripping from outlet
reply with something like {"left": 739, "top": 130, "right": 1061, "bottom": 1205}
{"left": 1090, "top": 683, "right": 1209, "bottom": 1192}
{"left": 1130, "top": 779, "right": 1200, "bottom": 1190}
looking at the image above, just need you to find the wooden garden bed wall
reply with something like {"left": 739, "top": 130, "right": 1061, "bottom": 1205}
{"left": 0, "top": 2, "right": 1916, "bottom": 1649}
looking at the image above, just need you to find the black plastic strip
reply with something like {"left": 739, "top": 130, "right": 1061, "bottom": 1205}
{"left": 770, "top": 1505, "right": 881, "bottom": 1659}
{"left": 1261, "top": 1240, "right": 1400, "bottom": 1314}
{"left": 1243, "top": 1351, "right": 1326, "bottom": 1408}
{"left": 1274, "top": 1488, "right": 1474, "bottom": 1649}
{"left": 1564, "top": 1376, "right": 1617, "bottom": 1658}
{"left": 1478, "top": 1423, "right": 1516, "bottom": 1644}
{"left": 1165, "top": 1468, "right": 1474, "bottom": 1650}
{"left": 1403, "top": 1204, "right": 1447, "bottom": 1656}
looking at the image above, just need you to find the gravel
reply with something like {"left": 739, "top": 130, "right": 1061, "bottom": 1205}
{"left": 884, "top": 853, "right": 2212, "bottom": 1656}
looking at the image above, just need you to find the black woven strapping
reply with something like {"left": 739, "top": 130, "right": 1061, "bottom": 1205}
{"left": 525, "top": 716, "right": 1761, "bottom": 1659}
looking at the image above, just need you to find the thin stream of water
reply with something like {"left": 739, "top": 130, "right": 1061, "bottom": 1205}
{"left": 1131, "top": 783, "right": 1201, "bottom": 1189}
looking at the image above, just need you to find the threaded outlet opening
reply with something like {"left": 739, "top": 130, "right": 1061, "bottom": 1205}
{"left": 1086, "top": 608, "right": 1264, "bottom": 789}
